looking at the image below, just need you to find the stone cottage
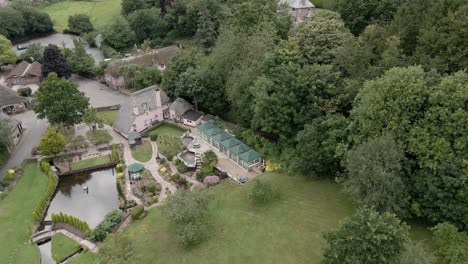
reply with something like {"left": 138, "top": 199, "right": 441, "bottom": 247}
{"left": 279, "top": 0, "right": 316, "bottom": 22}
{"left": 103, "top": 46, "right": 179, "bottom": 90}
{"left": 6, "top": 61, "right": 42, "bottom": 87}
{"left": 0, "top": 85, "right": 31, "bottom": 115}
{"left": 0, "top": 112, "right": 24, "bottom": 151}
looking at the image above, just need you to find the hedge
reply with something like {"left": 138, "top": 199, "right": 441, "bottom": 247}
{"left": 33, "top": 161, "right": 58, "bottom": 222}
{"left": 89, "top": 209, "right": 122, "bottom": 241}
{"left": 51, "top": 212, "right": 91, "bottom": 236}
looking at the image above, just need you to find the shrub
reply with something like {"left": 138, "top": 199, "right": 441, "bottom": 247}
{"left": 139, "top": 185, "right": 147, "bottom": 192}
{"left": 117, "top": 172, "right": 124, "bottom": 180}
{"left": 17, "top": 87, "right": 32, "bottom": 97}
{"left": 175, "top": 222, "right": 208, "bottom": 248}
{"left": 90, "top": 209, "right": 122, "bottom": 241}
{"left": 51, "top": 212, "right": 91, "bottom": 235}
{"left": 203, "top": 176, "right": 220, "bottom": 186}
{"left": 146, "top": 183, "right": 156, "bottom": 193}
{"left": 116, "top": 163, "right": 124, "bottom": 172}
{"left": 249, "top": 180, "right": 275, "bottom": 205}
{"left": 201, "top": 164, "right": 213, "bottom": 176}
{"left": 196, "top": 172, "right": 205, "bottom": 181}
{"left": 160, "top": 167, "right": 167, "bottom": 174}
{"left": 219, "top": 171, "right": 228, "bottom": 179}
{"left": 177, "top": 178, "right": 188, "bottom": 188}
{"left": 176, "top": 162, "right": 188, "bottom": 173}
{"left": 131, "top": 205, "right": 144, "bottom": 220}
{"left": 170, "top": 173, "right": 181, "bottom": 182}
{"left": 149, "top": 131, "right": 159, "bottom": 141}
{"left": 160, "top": 158, "right": 167, "bottom": 165}
{"left": 112, "top": 144, "right": 120, "bottom": 162}
{"left": 202, "top": 151, "right": 218, "bottom": 167}
{"left": 5, "top": 169, "right": 14, "bottom": 181}
{"left": 152, "top": 196, "right": 158, "bottom": 203}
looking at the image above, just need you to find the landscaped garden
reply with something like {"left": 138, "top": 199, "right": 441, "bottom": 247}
{"left": 0, "top": 163, "right": 48, "bottom": 263}
{"left": 155, "top": 136, "right": 181, "bottom": 160}
{"left": 86, "top": 129, "right": 112, "bottom": 145}
{"left": 70, "top": 155, "right": 112, "bottom": 170}
{"left": 51, "top": 233, "right": 81, "bottom": 263}
{"left": 97, "top": 110, "right": 119, "bottom": 126}
{"left": 42, "top": 0, "right": 122, "bottom": 31}
{"left": 148, "top": 122, "right": 189, "bottom": 139}
{"left": 130, "top": 169, "right": 161, "bottom": 206}
{"left": 131, "top": 140, "right": 153, "bottom": 162}
{"left": 67, "top": 173, "right": 434, "bottom": 264}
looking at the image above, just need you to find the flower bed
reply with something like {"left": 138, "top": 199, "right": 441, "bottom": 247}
{"left": 130, "top": 169, "right": 161, "bottom": 206}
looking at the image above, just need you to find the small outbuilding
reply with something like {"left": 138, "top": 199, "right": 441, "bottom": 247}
{"left": 128, "top": 131, "right": 142, "bottom": 147}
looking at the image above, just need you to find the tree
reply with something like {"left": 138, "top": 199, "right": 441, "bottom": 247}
{"left": 42, "top": 44, "right": 73, "bottom": 78}
{"left": 0, "top": 8, "right": 26, "bottom": 40}
{"left": 34, "top": 73, "right": 90, "bottom": 126}
{"left": 98, "top": 234, "right": 134, "bottom": 264}
{"left": 0, "top": 35, "right": 17, "bottom": 66}
{"left": 118, "top": 64, "right": 162, "bottom": 90}
{"left": 431, "top": 222, "right": 468, "bottom": 264}
{"left": 83, "top": 107, "right": 100, "bottom": 130}
{"left": 121, "top": 0, "right": 147, "bottom": 16}
{"left": 0, "top": 118, "right": 13, "bottom": 156}
{"left": 249, "top": 179, "right": 275, "bottom": 205}
{"left": 195, "top": 9, "right": 218, "bottom": 49}
{"left": 322, "top": 207, "right": 409, "bottom": 264}
{"left": 38, "top": 127, "right": 66, "bottom": 156}
{"left": 12, "top": 4, "right": 53, "bottom": 35}
{"left": 128, "top": 8, "right": 169, "bottom": 43}
{"left": 161, "top": 190, "right": 210, "bottom": 247}
{"left": 102, "top": 17, "right": 135, "bottom": 51}
{"left": 334, "top": 0, "right": 400, "bottom": 35}
{"left": 342, "top": 134, "right": 410, "bottom": 217}
{"left": 19, "top": 43, "right": 44, "bottom": 63}
{"left": 296, "top": 10, "right": 353, "bottom": 64}
{"left": 399, "top": 241, "right": 437, "bottom": 264}
{"left": 68, "top": 14, "right": 94, "bottom": 34}
{"left": 201, "top": 150, "right": 217, "bottom": 167}
{"left": 65, "top": 39, "right": 95, "bottom": 77}
{"left": 290, "top": 114, "right": 349, "bottom": 177}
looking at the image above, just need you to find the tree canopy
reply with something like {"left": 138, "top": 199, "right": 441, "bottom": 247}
{"left": 42, "top": 44, "right": 73, "bottom": 78}
{"left": 68, "top": 14, "right": 94, "bottom": 35}
{"left": 0, "top": 35, "right": 17, "bottom": 66}
{"left": 38, "top": 127, "right": 66, "bottom": 156}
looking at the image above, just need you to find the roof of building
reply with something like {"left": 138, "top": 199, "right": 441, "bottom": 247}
{"left": 0, "top": 85, "right": 29, "bottom": 107}
{"left": 104, "top": 46, "right": 179, "bottom": 77}
{"left": 6, "top": 61, "right": 42, "bottom": 79}
{"left": 113, "top": 85, "right": 169, "bottom": 135}
{"left": 128, "top": 131, "right": 141, "bottom": 145}
{"left": 169, "top": 97, "right": 193, "bottom": 116}
{"left": 202, "top": 114, "right": 214, "bottom": 122}
{"left": 279, "top": 0, "right": 315, "bottom": 8}
{"left": 0, "top": 112, "right": 21, "bottom": 128}
{"left": 211, "top": 131, "right": 233, "bottom": 143}
{"left": 196, "top": 122, "right": 216, "bottom": 132}
{"left": 205, "top": 126, "right": 223, "bottom": 137}
{"left": 220, "top": 137, "right": 242, "bottom": 149}
{"left": 181, "top": 109, "right": 203, "bottom": 121}
{"left": 239, "top": 149, "right": 261, "bottom": 162}
{"left": 229, "top": 143, "right": 250, "bottom": 156}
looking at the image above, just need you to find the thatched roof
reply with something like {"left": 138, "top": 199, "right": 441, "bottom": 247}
{"left": 6, "top": 61, "right": 42, "bottom": 79}
{"left": 0, "top": 85, "right": 29, "bottom": 107}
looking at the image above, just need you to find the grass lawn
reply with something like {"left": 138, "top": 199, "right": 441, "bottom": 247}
{"left": 97, "top": 110, "right": 118, "bottom": 126}
{"left": 42, "top": 0, "right": 122, "bottom": 32}
{"left": 68, "top": 173, "right": 435, "bottom": 264}
{"left": 70, "top": 155, "right": 112, "bottom": 170}
{"left": 51, "top": 233, "right": 80, "bottom": 262}
{"left": 86, "top": 129, "right": 112, "bottom": 145}
{"left": 131, "top": 140, "right": 153, "bottom": 162}
{"left": 149, "top": 122, "right": 189, "bottom": 138}
{"left": 0, "top": 163, "right": 48, "bottom": 263}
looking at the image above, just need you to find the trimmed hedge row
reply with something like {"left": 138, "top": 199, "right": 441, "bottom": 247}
{"left": 51, "top": 212, "right": 91, "bottom": 236}
{"left": 89, "top": 209, "right": 122, "bottom": 242}
{"left": 32, "top": 162, "right": 58, "bottom": 222}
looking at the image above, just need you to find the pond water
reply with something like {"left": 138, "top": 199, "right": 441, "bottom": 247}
{"left": 45, "top": 168, "right": 119, "bottom": 229}
{"left": 180, "top": 151, "right": 196, "bottom": 165}
{"left": 38, "top": 240, "right": 54, "bottom": 264}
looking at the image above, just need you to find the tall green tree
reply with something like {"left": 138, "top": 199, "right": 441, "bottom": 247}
{"left": 67, "top": 14, "right": 94, "bottom": 35}
{"left": 102, "top": 17, "right": 136, "bottom": 51}
{"left": 34, "top": 73, "right": 90, "bottom": 126}
{"left": 342, "top": 134, "right": 410, "bottom": 217}
{"left": 0, "top": 117, "right": 13, "bottom": 157}
{"left": 121, "top": 0, "right": 147, "bottom": 16}
{"left": 128, "top": 8, "right": 169, "bottom": 43}
{"left": 322, "top": 207, "right": 409, "bottom": 264}
{"left": 42, "top": 44, "right": 73, "bottom": 78}
{"left": 0, "top": 35, "right": 17, "bottom": 66}
{"left": 119, "top": 64, "right": 162, "bottom": 90}
{"left": 19, "top": 43, "right": 44, "bottom": 63}
{"left": 431, "top": 222, "right": 468, "bottom": 264}
{"left": 296, "top": 10, "right": 353, "bottom": 64}
{"left": 38, "top": 127, "right": 66, "bottom": 156}
{"left": 65, "top": 39, "right": 95, "bottom": 77}
{"left": 334, "top": 0, "right": 400, "bottom": 35}
{"left": 0, "top": 8, "right": 26, "bottom": 40}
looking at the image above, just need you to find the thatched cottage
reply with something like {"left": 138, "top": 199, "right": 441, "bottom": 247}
{"left": 0, "top": 85, "right": 31, "bottom": 115}
{"left": 6, "top": 61, "right": 42, "bottom": 87}
{"left": 279, "top": 0, "right": 316, "bottom": 22}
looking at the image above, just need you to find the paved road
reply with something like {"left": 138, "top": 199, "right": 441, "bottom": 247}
{"left": 0, "top": 78, "right": 127, "bottom": 179}
{"left": 14, "top": 33, "right": 104, "bottom": 63}
{"left": 0, "top": 111, "right": 48, "bottom": 179}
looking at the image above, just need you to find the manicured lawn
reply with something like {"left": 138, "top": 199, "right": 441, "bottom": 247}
{"left": 97, "top": 110, "right": 118, "bottom": 126}
{"left": 149, "top": 122, "right": 189, "bottom": 138}
{"left": 51, "top": 233, "right": 80, "bottom": 262}
{"left": 42, "top": 0, "right": 122, "bottom": 32}
{"left": 68, "top": 172, "right": 435, "bottom": 264}
{"left": 0, "top": 163, "right": 48, "bottom": 263}
{"left": 70, "top": 155, "right": 112, "bottom": 170}
{"left": 131, "top": 140, "right": 153, "bottom": 162}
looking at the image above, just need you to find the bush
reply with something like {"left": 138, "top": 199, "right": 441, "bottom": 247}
{"left": 176, "top": 162, "right": 188, "bottom": 173}
{"left": 146, "top": 183, "right": 156, "bottom": 193}
{"left": 202, "top": 151, "right": 218, "bottom": 167}
{"left": 170, "top": 173, "right": 181, "bottom": 182}
{"left": 219, "top": 171, "right": 228, "bottom": 179}
{"left": 51, "top": 212, "right": 91, "bottom": 235}
{"left": 131, "top": 205, "right": 144, "bottom": 220}
{"left": 116, "top": 172, "right": 124, "bottom": 180}
{"left": 149, "top": 131, "right": 159, "bottom": 141}
{"left": 82, "top": 31, "right": 98, "bottom": 47}
{"left": 90, "top": 209, "right": 122, "bottom": 241}
{"left": 139, "top": 185, "right": 147, "bottom": 192}
{"left": 152, "top": 196, "right": 158, "bottom": 203}
{"left": 112, "top": 145, "right": 120, "bottom": 163}
{"left": 249, "top": 180, "right": 275, "bottom": 205}
{"left": 68, "top": 14, "right": 94, "bottom": 35}
{"left": 116, "top": 163, "right": 124, "bottom": 172}
{"left": 203, "top": 176, "right": 220, "bottom": 186}
{"left": 196, "top": 172, "right": 205, "bottom": 181}
{"left": 175, "top": 222, "right": 208, "bottom": 248}
{"left": 101, "top": 45, "right": 120, "bottom": 59}
{"left": 5, "top": 169, "right": 14, "bottom": 181}
{"left": 160, "top": 158, "right": 167, "bottom": 165}
{"left": 17, "top": 87, "right": 32, "bottom": 97}
{"left": 177, "top": 178, "right": 188, "bottom": 188}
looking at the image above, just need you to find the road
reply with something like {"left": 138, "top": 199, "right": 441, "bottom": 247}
{"left": 0, "top": 78, "right": 128, "bottom": 179}
{"left": 14, "top": 33, "right": 104, "bottom": 63}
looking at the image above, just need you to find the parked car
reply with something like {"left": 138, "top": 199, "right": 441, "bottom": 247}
{"left": 239, "top": 176, "right": 249, "bottom": 183}
{"left": 16, "top": 45, "right": 27, "bottom": 50}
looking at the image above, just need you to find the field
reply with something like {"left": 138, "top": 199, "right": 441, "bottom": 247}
{"left": 42, "top": 0, "right": 122, "bottom": 32}
{"left": 70, "top": 155, "right": 112, "bottom": 170}
{"left": 0, "top": 163, "right": 48, "bottom": 263}
{"left": 51, "top": 233, "right": 80, "bottom": 262}
{"left": 97, "top": 110, "right": 118, "bottom": 125}
{"left": 131, "top": 140, "right": 153, "bottom": 162}
{"left": 69, "top": 172, "right": 434, "bottom": 264}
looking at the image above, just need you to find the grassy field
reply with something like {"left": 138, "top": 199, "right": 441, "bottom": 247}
{"left": 51, "top": 233, "right": 80, "bottom": 262}
{"left": 42, "top": 0, "right": 122, "bottom": 32}
{"left": 68, "top": 173, "right": 434, "bottom": 264}
{"left": 70, "top": 155, "right": 112, "bottom": 170}
{"left": 0, "top": 163, "right": 48, "bottom": 263}
{"left": 97, "top": 110, "right": 119, "bottom": 126}
{"left": 131, "top": 140, "right": 153, "bottom": 162}
{"left": 149, "top": 122, "right": 189, "bottom": 138}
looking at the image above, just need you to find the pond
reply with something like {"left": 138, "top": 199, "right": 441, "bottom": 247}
{"left": 45, "top": 168, "right": 119, "bottom": 229}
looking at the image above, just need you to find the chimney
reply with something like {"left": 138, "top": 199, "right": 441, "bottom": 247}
{"left": 155, "top": 88, "right": 162, "bottom": 107}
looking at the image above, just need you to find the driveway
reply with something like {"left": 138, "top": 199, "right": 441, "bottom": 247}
{"left": 14, "top": 33, "right": 104, "bottom": 63}
{"left": 0, "top": 111, "right": 48, "bottom": 179}
{"left": 71, "top": 75, "right": 128, "bottom": 108}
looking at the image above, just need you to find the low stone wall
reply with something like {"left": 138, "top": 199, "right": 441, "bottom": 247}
{"left": 59, "top": 162, "right": 116, "bottom": 176}
{"left": 95, "top": 104, "right": 121, "bottom": 111}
